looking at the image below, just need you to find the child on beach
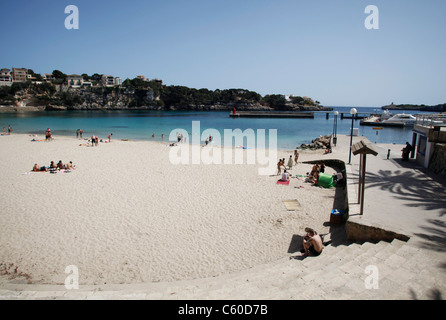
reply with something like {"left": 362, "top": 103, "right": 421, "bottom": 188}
{"left": 277, "top": 158, "right": 285, "bottom": 175}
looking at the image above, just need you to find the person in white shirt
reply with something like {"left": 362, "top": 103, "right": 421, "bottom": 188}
{"left": 281, "top": 169, "right": 290, "bottom": 181}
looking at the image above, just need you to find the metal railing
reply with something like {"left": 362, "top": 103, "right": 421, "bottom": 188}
{"left": 415, "top": 114, "right": 446, "bottom": 128}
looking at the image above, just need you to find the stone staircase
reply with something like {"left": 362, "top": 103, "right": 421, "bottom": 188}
{"left": 2, "top": 233, "right": 444, "bottom": 300}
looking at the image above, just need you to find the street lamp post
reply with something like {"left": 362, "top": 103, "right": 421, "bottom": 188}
{"left": 333, "top": 111, "right": 339, "bottom": 146}
{"left": 348, "top": 108, "right": 357, "bottom": 164}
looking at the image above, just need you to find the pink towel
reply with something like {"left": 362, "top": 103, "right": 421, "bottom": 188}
{"left": 277, "top": 179, "right": 290, "bottom": 185}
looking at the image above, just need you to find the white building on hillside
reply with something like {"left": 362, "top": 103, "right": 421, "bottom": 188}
{"left": 0, "top": 68, "right": 13, "bottom": 86}
{"left": 101, "top": 75, "right": 115, "bottom": 87}
{"left": 66, "top": 74, "right": 83, "bottom": 87}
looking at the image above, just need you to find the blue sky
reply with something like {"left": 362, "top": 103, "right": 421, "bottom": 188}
{"left": 1, "top": 0, "right": 445, "bottom": 107}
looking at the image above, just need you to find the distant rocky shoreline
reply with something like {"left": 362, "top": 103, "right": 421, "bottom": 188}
{"left": 0, "top": 101, "right": 333, "bottom": 113}
{"left": 382, "top": 103, "right": 446, "bottom": 112}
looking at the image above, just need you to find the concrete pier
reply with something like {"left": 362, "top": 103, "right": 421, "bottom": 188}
{"left": 229, "top": 111, "right": 314, "bottom": 118}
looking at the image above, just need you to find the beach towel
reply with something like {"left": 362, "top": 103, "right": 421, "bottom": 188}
{"left": 277, "top": 179, "right": 290, "bottom": 185}
{"left": 283, "top": 200, "right": 301, "bottom": 211}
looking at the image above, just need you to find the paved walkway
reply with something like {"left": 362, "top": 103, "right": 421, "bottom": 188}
{"left": 1, "top": 135, "right": 445, "bottom": 300}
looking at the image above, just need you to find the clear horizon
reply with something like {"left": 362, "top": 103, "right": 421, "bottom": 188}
{"left": 1, "top": 0, "right": 445, "bottom": 108}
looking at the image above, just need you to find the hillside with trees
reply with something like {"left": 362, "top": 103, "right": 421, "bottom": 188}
{"left": 0, "top": 70, "right": 331, "bottom": 112}
{"left": 382, "top": 102, "right": 446, "bottom": 112}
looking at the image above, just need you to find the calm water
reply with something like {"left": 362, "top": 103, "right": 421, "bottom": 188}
{"left": 0, "top": 107, "right": 433, "bottom": 149}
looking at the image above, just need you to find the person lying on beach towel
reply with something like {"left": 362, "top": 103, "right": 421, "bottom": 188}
{"left": 66, "top": 161, "right": 75, "bottom": 169}
{"left": 32, "top": 164, "right": 48, "bottom": 172}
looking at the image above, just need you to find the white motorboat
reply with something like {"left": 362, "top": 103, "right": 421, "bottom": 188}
{"left": 382, "top": 113, "right": 417, "bottom": 126}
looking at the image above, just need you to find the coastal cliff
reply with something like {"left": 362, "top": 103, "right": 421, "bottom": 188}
{"left": 0, "top": 81, "right": 332, "bottom": 112}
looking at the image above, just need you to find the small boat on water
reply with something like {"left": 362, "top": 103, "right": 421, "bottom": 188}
{"left": 382, "top": 113, "right": 417, "bottom": 126}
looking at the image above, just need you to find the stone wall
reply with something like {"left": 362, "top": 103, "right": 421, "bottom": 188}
{"left": 346, "top": 220, "right": 410, "bottom": 243}
{"left": 429, "top": 143, "right": 446, "bottom": 179}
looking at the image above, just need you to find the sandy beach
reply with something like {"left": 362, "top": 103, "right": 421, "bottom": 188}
{"left": 0, "top": 133, "right": 343, "bottom": 286}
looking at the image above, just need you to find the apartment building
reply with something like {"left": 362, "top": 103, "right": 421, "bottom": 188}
{"left": 102, "top": 75, "right": 115, "bottom": 87}
{"left": 0, "top": 68, "right": 13, "bottom": 86}
{"left": 66, "top": 74, "right": 83, "bottom": 87}
{"left": 43, "top": 73, "right": 55, "bottom": 81}
{"left": 12, "top": 68, "right": 28, "bottom": 82}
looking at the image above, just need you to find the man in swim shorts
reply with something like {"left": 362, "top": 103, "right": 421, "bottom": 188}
{"left": 302, "top": 227, "right": 323, "bottom": 257}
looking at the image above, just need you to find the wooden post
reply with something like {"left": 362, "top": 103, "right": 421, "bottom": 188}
{"left": 411, "top": 132, "right": 417, "bottom": 159}
{"left": 351, "top": 140, "right": 377, "bottom": 217}
{"left": 358, "top": 153, "right": 362, "bottom": 204}
{"left": 360, "top": 154, "right": 366, "bottom": 215}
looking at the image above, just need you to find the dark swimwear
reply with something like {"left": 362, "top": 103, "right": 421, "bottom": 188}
{"left": 309, "top": 246, "right": 322, "bottom": 256}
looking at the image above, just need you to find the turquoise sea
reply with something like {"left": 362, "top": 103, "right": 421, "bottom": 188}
{"left": 0, "top": 107, "right": 434, "bottom": 149}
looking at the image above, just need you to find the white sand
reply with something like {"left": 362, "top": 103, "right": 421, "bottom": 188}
{"left": 0, "top": 133, "right": 338, "bottom": 286}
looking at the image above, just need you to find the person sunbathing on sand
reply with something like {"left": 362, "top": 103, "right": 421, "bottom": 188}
{"left": 32, "top": 164, "right": 48, "bottom": 172}
{"left": 66, "top": 161, "right": 75, "bottom": 169}
{"left": 302, "top": 227, "right": 323, "bottom": 257}
{"left": 57, "top": 160, "right": 66, "bottom": 169}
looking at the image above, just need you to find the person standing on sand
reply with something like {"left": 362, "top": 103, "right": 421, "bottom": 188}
{"left": 108, "top": 133, "right": 112, "bottom": 142}
{"left": 79, "top": 129, "right": 83, "bottom": 139}
{"left": 76, "top": 129, "right": 80, "bottom": 138}
{"left": 320, "top": 161, "right": 325, "bottom": 173}
{"left": 277, "top": 159, "right": 282, "bottom": 175}
{"left": 8, "top": 125, "right": 12, "bottom": 135}
{"left": 302, "top": 227, "right": 323, "bottom": 257}
{"left": 294, "top": 150, "right": 299, "bottom": 165}
{"left": 287, "top": 155, "right": 293, "bottom": 170}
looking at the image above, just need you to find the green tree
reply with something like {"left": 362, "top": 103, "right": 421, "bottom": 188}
{"left": 52, "top": 70, "right": 66, "bottom": 80}
{"left": 262, "top": 94, "right": 286, "bottom": 109}
{"left": 91, "top": 73, "right": 102, "bottom": 82}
